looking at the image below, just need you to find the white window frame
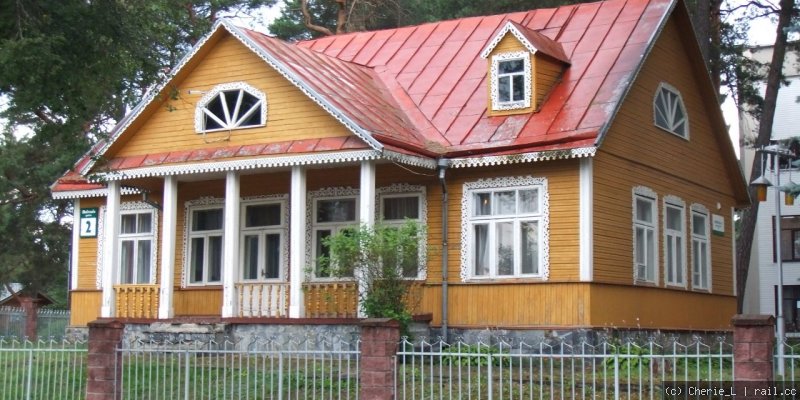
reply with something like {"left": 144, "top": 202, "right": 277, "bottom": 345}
{"left": 378, "top": 186, "right": 427, "bottom": 280}
{"left": 663, "top": 196, "right": 687, "bottom": 287}
{"left": 240, "top": 198, "right": 287, "bottom": 282}
{"left": 309, "top": 190, "right": 360, "bottom": 281}
{"left": 490, "top": 51, "right": 532, "bottom": 111}
{"left": 186, "top": 205, "right": 225, "bottom": 286}
{"left": 194, "top": 82, "right": 267, "bottom": 133}
{"left": 653, "top": 82, "right": 689, "bottom": 139}
{"left": 118, "top": 208, "right": 157, "bottom": 285}
{"left": 633, "top": 187, "right": 658, "bottom": 285}
{"left": 690, "top": 204, "right": 711, "bottom": 291}
{"left": 460, "top": 176, "right": 549, "bottom": 281}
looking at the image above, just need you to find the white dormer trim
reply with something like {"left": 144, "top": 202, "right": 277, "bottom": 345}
{"left": 480, "top": 21, "right": 539, "bottom": 59}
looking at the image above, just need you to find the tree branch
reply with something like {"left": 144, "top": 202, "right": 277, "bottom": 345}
{"left": 301, "top": 0, "right": 335, "bottom": 36}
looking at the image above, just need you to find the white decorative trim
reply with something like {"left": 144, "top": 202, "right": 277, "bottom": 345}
{"left": 383, "top": 150, "right": 437, "bottom": 169}
{"left": 459, "top": 176, "right": 550, "bottom": 282}
{"left": 52, "top": 187, "right": 140, "bottom": 200}
{"left": 240, "top": 194, "right": 291, "bottom": 283}
{"left": 71, "top": 199, "right": 81, "bottom": 290}
{"left": 662, "top": 195, "right": 687, "bottom": 289}
{"left": 480, "top": 21, "right": 539, "bottom": 59}
{"left": 306, "top": 186, "right": 360, "bottom": 280}
{"left": 632, "top": 186, "right": 658, "bottom": 285}
{"left": 95, "top": 202, "right": 160, "bottom": 287}
{"left": 579, "top": 158, "right": 593, "bottom": 282}
{"left": 653, "top": 82, "right": 690, "bottom": 140}
{"left": 377, "top": 183, "right": 429, "bottom": 280}
{"left": 194, "top": 82, "right": 267, "bottom": 133}
{"left": 181, "top": 197, "right": 225, "bottom": 288}
{"left": 449, "top": 147, "right": 596, "bottom": 169}
{"left": 490, "top": 51, "right": 531, "bottom": 111}
{"left": 100, "top": 150, "right": 381, "bottom": 181}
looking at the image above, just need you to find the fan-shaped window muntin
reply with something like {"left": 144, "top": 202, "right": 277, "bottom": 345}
{"left": 196, "top": 83, "right": 266, "bottom": 133}
{"left": 653, "top": 83, "right": 689, "bottom": 138}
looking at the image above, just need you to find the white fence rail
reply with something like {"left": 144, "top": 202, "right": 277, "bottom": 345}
{"left": 395, "top": 337, "right": 733, "bottom": 400}
{"left": 0, "top": 338, "right": 87, "bottom": 400}
{"left": 0, "top": 307, "right": 70, "bottom": 339}
{"left": 117, "top": 336, "right": 360, "bottom": 399}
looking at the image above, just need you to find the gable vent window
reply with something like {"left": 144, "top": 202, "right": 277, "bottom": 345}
{"left": 490, "top": 51, "right": 531, "bottom": 111}
{"left": 653, "top": 83, "right": 688, "bottom": 139}
{"left": 195, "top": 82, "right": 267, "bottom": 133}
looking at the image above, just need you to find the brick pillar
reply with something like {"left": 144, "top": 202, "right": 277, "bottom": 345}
{"left": 18, "top": 296, "right": 40, "bottom": 340}
{"left": 732, "top": 314, "right": 774, "bottom": 381}
{"left": 86, "top": 320, "right": 124, "bottom": 400}
{"left": 360, "top": 318, "right": 400, "bottom": 400}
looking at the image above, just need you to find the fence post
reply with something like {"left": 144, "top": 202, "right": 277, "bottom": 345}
{"left": 18, "top": 296, "right": 40, "bottom": 341}
{"left": 732, "top": 314, "right": 774, "bottom": 381}
{"left": 86, "top": 319, "right": 124, "bottom": 400}
{"left": 360, "top": 318, "right": 400, "bottom": 400}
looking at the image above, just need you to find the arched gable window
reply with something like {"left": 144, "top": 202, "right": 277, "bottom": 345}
{"left": 653, "top": 83, "right": 688, "bottom": 139}
{"left": 195, "top": 82, "right": 267, "bottom": 133}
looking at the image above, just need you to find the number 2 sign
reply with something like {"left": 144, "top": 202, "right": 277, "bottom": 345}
{"left": 80, "top": 208, "right": 98, "bottom": 238}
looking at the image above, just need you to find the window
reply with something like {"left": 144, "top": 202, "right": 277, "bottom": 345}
{"left": 653, "top": 83, "right": 689, "bottom": 138}
{"left": 312, "top": 197, "right": 358, "bottom": 279}
{"left": 465, "top": 181, "right": 545, "bottom": 279}
{"left": 380, "top": 193, "right": 423, "bottom": 278}
{"left": 119, "top": 211, "right": 155, "bottom": 284}
{"left": 188, "top": 207, "right": 223, "bottom": 284}
{"left": 691, "top": 207, "right": 711, "bottom": 290}
{"left": 664, "top": 198, "right": 686, "bottom": 286}
{"left": 775, "top": 216, "right": 800, "bottom": 262}
{"left": 633, "top": 190, "right": 657, "bottom": 283}
{"left": 490, "top": 51, "right": 531, "bottom": 111}
{"left": 241, "top": 202, "right": 285, "bottom": 281}
{"left": 196, "top": 82, "right": 266, "bottom": 133}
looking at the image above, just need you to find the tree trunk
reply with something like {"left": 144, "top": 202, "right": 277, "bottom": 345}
{"left": 735, "top": 0, "right": 795, "bottom": 313}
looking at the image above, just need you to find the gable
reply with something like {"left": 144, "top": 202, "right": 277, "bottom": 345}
{"left": 105, "top": 33, "right": 357, "bottom": 162}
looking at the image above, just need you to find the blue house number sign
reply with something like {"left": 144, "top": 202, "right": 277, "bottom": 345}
{"left": 80, "top": 208, "right": 98, "bottom": 238}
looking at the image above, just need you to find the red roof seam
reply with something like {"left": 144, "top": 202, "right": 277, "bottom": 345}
{"left": 324, "top": 34, "right": 358, "bottom": 59}
{"left": 405, "top": 20, "right": 465, "bottom": 92}
{"left": 341, "top": 31, "right": 377, "bottom": 62}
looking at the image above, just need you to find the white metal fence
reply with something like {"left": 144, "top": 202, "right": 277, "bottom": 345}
{"left": 0, "top": 337, "right": 87, "bottom": 400}
{"left": 395, "top": 336, "right": 733, "bottom": 400}
{"left": 117, "top": 336, "right": 360, "bottom": 399}
{"left": 0, "top": 307, "right": 70, "bottom": 338}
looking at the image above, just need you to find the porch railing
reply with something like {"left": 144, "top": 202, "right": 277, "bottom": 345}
{"left": 236, "top": 282, "right": 289, "bottom": 317}
{"left": 303, "top": 281, "right": 358, "bottom": 318}
{"left": 114, "top": 285, "right": 159, "bottom": 319}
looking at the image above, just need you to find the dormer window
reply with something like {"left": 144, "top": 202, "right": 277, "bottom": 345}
{"left": 653, "top": 83, "right": 688, "bottom": 139}
{"left": 490, "top": 51, "right": 531, "bottom": 111}
{"left": 195, "top": 82, "right": 267, "bottom": 133}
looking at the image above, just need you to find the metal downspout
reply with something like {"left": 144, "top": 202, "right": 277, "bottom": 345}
{"left": 437, "top": 159, "right": 449, "bottom": 341}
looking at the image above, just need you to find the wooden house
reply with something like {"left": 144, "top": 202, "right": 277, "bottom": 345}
{"left": 52, "top": 0, "right": 748, "bottom": 331}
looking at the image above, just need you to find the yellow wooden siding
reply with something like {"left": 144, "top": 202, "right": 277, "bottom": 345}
{"left": 589, "top": 284, "right": 735, "bottom": 330}
{"left": 174, "top": 288, "right": 223, "bottom": 315}
{"left": 593, "top": 17, "right": 738, "bottom": 295}
{"left": 109, "top": 34, "right": 354, "bottom": 159}
{"left": 534, "top": 56, "right": 563, "bottom": 108}
{"left": 69, "top": 290, "right": 101, "bottom": 326}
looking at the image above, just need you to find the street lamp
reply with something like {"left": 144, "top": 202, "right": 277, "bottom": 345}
{"left": 751, "top": 144, "right": 795, "bottom": 377}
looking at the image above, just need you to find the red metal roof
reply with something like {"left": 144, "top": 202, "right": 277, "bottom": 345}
{"left": 53, "top": 0, "right": 675, "bottom": 195}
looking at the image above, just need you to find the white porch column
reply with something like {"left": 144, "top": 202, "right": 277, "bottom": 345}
{"left": 70, "top": 198, "right": 81, "bottom": 291}
{"left": 221, "top": 171, "right": 240, "bottom": 318}
{"left": 358, "top": 160, "right": 376, "bottom": 317}
{"left": 100, "top": 181, "right": 121, "bottom": 318}
{"left": 289, "top": 166, "right": 307, "bottom": 318}
{"left": 579, "top": 158, "right": 593, "bottom": 282}
{"left": 158, "top": 176, "right": 178, "bottom": 319}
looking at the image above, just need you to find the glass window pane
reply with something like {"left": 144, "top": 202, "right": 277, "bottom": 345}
{"left": 137, "top": 213, "right": 152, "bottom": 233}
{"left": 666, "top": 207, "right": 682, "bottom": 230}
{"left": 137, "top": 240, "right": 151, "bottom": 284}
{"left": 512, "top": 75, "right": 525, "bottom": 101}
{"left": 222, "top": 90, "right": 238, "bottom": 117}
{"left": 243, "top": 235, "right": 259, "bottom": 280}
{"left": 193, "top": 209, "right": 223, "bottom": 231}
{"left": 667, "top": 239, "right": 674, "bottom": 282}
{"left": 246, "top": 204, "right": 281, "bottom": 227}
{"left": 676, "top": 237, "right": 683, "bottom": 282}
{"left": 794, "top": 232, "right": 800, "bottom": 260}
{"left": 473, "top": 224, "right": 489, "bottom": 276}
{"left": 692, "top": 214, "right": 706, "bottom": 235}
{"left": 316, "top": 230, "right": 332, "bottom": 277}
{"left": 635, "top": 198, "right": 652, "bottom": 223}
{"left": 499, "top": 59, "right": 524, "bottom": 73}
{"left": 121, "top": 214, "right": 137, "bottom": 234}
{"left": 635, "top": 227, "right": 645, "bottom": 265}
{"left": 475, "top": 193, "right": 491, "bottom": 216}
{"left": 519, "top": 190, "right": 539, "bottom": 214}
{"left": 498, "top": 76, "right": 510, "bottom": 102}
{"left": 316, "top": 199, "right": 356, "bottom": 223}
{"left": 240, "top": 92, "right": 262, "bottom": 126}
{"left": 190, "top": 238, "right": 204, "bottom": 283}
{"left": 120, "top": 240, "right": 134, "bottom": 284}
{"left": 494, "top": 191, "right": 515, "bottom": 215}
{"left": 209, "top": 236, "right": 223, "bottom": 282}
{"left": 383, "top": 197, "right": 419, "bottom": 220}
{"left": 204, "top": 97, "right": 224, "bottom": 130}
{"left": 497, "top": 222, "right": 514, "bottom": 276}
{"left": 521, "top": 222, "right": 538, "bottom": 274}
{"left": 646, "top": 230, "right": 655, "bottom": 280}
{"left": 265, "top": 234, "right": 281, "bottom": 279}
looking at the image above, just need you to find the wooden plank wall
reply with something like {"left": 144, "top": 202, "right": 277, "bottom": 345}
{"left": 534, "top": 56, "right": 563, "bottom": 110}
{"left": 69, "top": 291, "right": 101, "bottom": 326}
